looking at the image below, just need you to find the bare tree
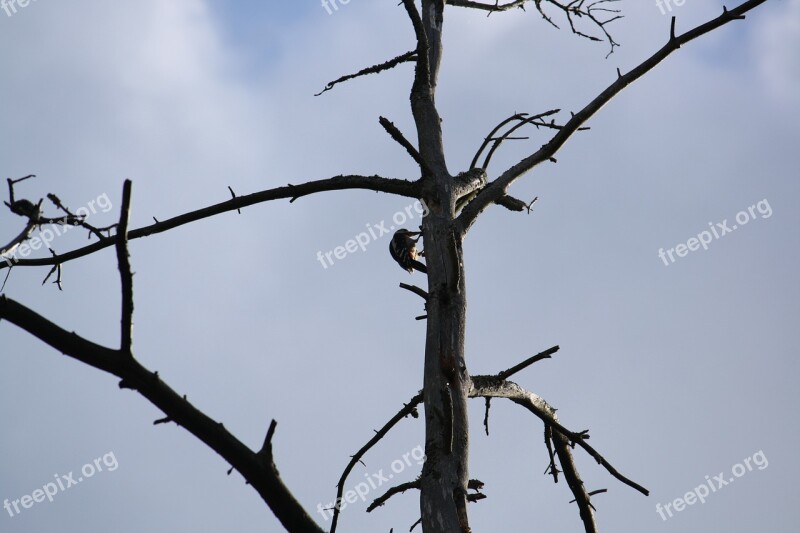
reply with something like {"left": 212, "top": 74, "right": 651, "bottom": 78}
{"left": 0, "top": 1, "right": 771, "bottom": 532}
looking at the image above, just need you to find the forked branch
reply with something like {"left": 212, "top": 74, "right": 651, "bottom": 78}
{"left": 449, "top": 0, "right": 622, "bottom": 56}
{"left": 0, "top": 300, "right": 323, "bottom": 533}
{"left": 469, "top": 376, "right": 648, "bottom": 496}
{"left": 457, "top": 0, "right": 768, "bottom": 234}
{"left": 469, "top": 376, "right": 639, "bottom": 533}
{"left": 1, "top": 175, "right": 116, "bottom": 286}
{"left": 0, "top": 179, "right": 325, "bottom": 532}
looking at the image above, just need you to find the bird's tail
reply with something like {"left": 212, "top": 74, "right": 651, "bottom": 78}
{"left": 411, "top": 259, "right": 428, "bottom": 274}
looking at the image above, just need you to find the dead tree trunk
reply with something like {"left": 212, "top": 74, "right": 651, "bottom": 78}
{"left": 401, "top": 1, "right": 472, "bottom": 529}
{"left": 0, "top": 1, "right": 771, "bottom": 532}
{"left": 419, "top": 222, "right": 470, "bottom": 531}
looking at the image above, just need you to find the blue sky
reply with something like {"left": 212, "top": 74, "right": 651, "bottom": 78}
{"left": 0, "top": 1, "right": 798, "bottom": 532}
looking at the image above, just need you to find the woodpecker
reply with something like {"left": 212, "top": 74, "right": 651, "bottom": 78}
{"left": 390, "top": 228, "right": 427, "bottom": 274}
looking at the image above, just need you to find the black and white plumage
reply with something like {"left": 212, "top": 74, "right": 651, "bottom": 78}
{"left": 389, "top": 228, "right": 427, "bottom": 274}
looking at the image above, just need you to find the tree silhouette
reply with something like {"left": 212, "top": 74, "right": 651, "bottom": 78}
{"left": 0, "top": 1, "right": 772, "bottom": 532}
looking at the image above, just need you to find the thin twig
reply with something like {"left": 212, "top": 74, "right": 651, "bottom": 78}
{"left": 115, "top": 180, "right": 134, "bottom": 355}
{"left": 399, "top": 283, "right": 428, "bottom": 300}
{"left": 228, "top": 186, "right": 242, "bottom": 214}
{"left": 497, "top": 345, "right": 559, "bottom": 380}
{"left": 329, "top": 392, "right": 423, "bottom": 533}
{"left": 483, "top": 397, "right": 491, "bottom": 435}
{"left": 544, "top": 424, "right": 559, "bottom": 482}
{"left": 552, "top": 427, "right": 597, "bottom": 532}
{"left": 258, "top": 419, "right": 278, "bottom": 458}
{"left": 379, "top": 116, "right": 430, "bottom": 174}
{"left": 570, "top": 488, "right": 607, "bottom": 504}
{"left": 316, "top": 51, "right": 417, "bottom": 96}
{"left": 366, "top": 480, "right": 420, "bottom": 512}
{"left": 480, "top": 110, "right": 561, "bottom": 170}
{"left": 41, "top": 249, "right": 62, "bottom": 291}
{"left": 448, "top": 0, "right": 622, "bottom": 56}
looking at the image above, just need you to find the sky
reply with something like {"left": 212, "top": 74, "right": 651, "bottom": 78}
{"left": 0, "top": 1, "right": 798, "bottom": 532}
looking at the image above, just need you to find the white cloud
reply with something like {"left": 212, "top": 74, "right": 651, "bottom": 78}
{"left": 0, "top": 0, "right": 271, "bottom": 215}
{"left": 1, "top": 3, "right": 798, "bottom": 533}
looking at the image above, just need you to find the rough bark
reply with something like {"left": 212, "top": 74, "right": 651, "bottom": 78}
{"left": 419, "top": 222, "right": 470, "bottom": 532}
{"left": 405, "top": 1, "right": 474, "bottom": 530}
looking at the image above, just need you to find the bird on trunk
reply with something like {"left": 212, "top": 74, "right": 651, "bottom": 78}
{"left": 390, "top": 228, "right": 427, "bottom": 274}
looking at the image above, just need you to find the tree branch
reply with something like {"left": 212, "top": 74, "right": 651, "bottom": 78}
{"left": 497, "top": 344, "right": 559, "bottom": 379}
{"left": 457, "top": 0, "right": 769, "bottom": 234}
{"left": 544, "top": 424, "right": 560, "bottom": 482}
{"left": 478, "top": 110, "right": 562, "bottom": 171}
{"left": 379, "top": 116, "right": 430, "bottom": 175}
{"left": 448, "top": 0, "right": 528, "bottom": 12}
{"left": 402, "top": 0, "right": 449, "bottom": 178}
{"left": 315, "top": 50, "right": 417, "bottom": 96}
{"left": 329, "top": 391, "right": 423, "bottom": 533}
{"left": 0, "top": 174, "right": 420, "bottom": 272}
{"left": 551, "top": 426, "right": 597, "bottom": 532}
{"left": 258, "top": 419, "right": 278, "bottom": 458}
{"left": 401, "top": 0, "right": 431, "bottom": 89}
{"left": 470, "top": 113, "right": 527, "bottom": 169}
{"left": 477, "top": 344, "right": 560, "bottom": 436}
{"left": 1, "top": 176, "right": 41, "bottom": 262}
{"left": 469, "top": 376, "right": 648, "bottom": 496}
{"left": 0, "top": 296, "right": 324, "bottom": 533}
{"left": 399, "top": 283, "right": 429, "bottom": 300}
{"left": 448, "top": 0, "right": 622, "bottom": 56}
{"left": 366, "top": 480, "right": 420, "bottom": 512}
{"left": 1, "top": 177, "right": 118, "bottom": 272}
{"left": 115, "top": 180, "right": 134, "bottom": 355}
{"left": 0, "top": 219, "right": 37, "bottom": 265}
{"left": 494, "top": 194, "right": 537, "bottom": 213}
{"left": 468, "top": 375, "right": 647, "bottom": 532}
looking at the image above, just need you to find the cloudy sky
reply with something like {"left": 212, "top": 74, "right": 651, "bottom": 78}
{"left": 0, "top": 1, "right": 797, "bottom": 532}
